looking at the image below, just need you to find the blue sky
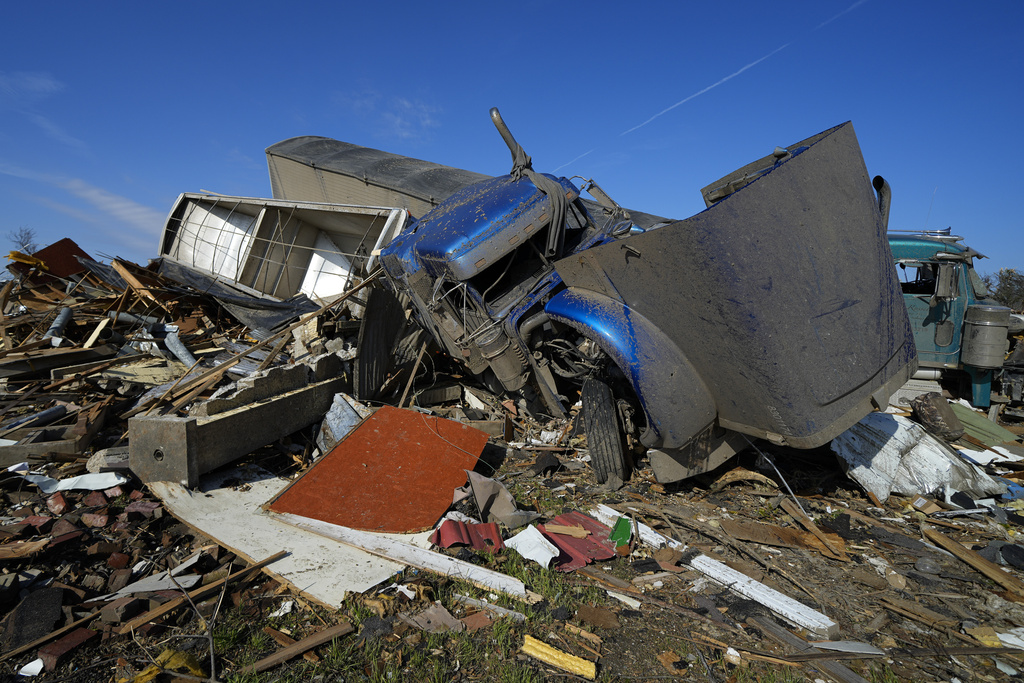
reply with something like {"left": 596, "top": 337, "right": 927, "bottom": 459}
{"left": 1, "top": 1, "right": 1021, "bottom": 277}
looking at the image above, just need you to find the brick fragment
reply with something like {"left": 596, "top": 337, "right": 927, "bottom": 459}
{"left": 125, "top": 501, "right": 161, "bottom": 518}
{"left": 106, "top": 568, "right": 132, "bottom": 593}
{"left": 23, "top": 516, "right": 53, "bottom": 533}
{"left": 51, "top": 519, "right": 79, "bottom": 536}
{"left": 46, "top": 531, "right": 85, "bottom": 550}
{"left": 82, "top": 491, "right": 107, "bottom": 507}
{"left": 80, "top": 513, "right": 109, "bottom": 528}
{"left": 38, "top": 627, "right": 98, "bottom": 671}
{"left": 46, "top": 493, "right": 69, "bottom": 515}
{"left": 0, "top": 522, "right": 29, "bottom": 540}
{"left": 87, "top": 541, "right": 120, "bottom": 557}
{"left": 107, "top": 552, "right": 131, "bottom": 569}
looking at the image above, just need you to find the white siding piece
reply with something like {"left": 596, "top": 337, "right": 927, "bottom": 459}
{"left": 149, "top": 465, "right": 431, "bottom": 608}
{"left": 275, "top": 512, "right": 528, "bottom": 600}
{"left": 173, "top": 202, "right": 256, "bottom": 279}
{"left": 688, "top": 554, "right": 840, "bottom": 639}
{"left": 588, "top": 504, "right": 835, "bottom": 637}
{"left": 589, "top": 504, "right": 684, "bottom": 549}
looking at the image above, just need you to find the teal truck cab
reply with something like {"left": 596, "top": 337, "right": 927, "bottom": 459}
{"left": 888, "top": 230, "right": 1022, "bottom": 408}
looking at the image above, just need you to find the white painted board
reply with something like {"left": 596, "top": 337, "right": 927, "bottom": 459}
{"left": 149, "top": 464, "right": 432, "bottom": 608}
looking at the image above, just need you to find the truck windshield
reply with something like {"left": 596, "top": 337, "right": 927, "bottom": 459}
{"left": 468, "top": 199, "right": 592, "bottom": 310}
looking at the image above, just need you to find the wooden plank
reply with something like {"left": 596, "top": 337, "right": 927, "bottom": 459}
{"left": 240, "top": 622, "right": 353, "bottom": 674}
{"left": 923, "top": 526, "right": 1024, "bottom": 599}
{"left": 719, "top": 518, "right": 843, "bottom": 561}
{"left": 263, "top": 626, "right": 319, "bottom": 663}
{"left": 82, "top": 317, "right": 110, "bottom": 349}
{"left": 689, "top": 553, "right": 840, "bottom": 639}
{"left": 110, "top": 259, "right": 172, "bottom": 315}
{"left": 780, "top": 498, "right": 848, "bottom": 560}
{"left": 275, "top": 512, "right": 529, "bottom": 600}
{"left": 118, "top": 551, "right": 285, "bottom": 634}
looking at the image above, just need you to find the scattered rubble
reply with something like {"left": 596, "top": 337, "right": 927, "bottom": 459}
{"left": 1, "top": 114, "right": 1023, "bottom": 682}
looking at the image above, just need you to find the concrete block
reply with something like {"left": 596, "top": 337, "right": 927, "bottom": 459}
{"left": 192, "top": 363, "right": 309, "bottom": 417}
{"left": 100, "top": 596, "right": 142, "bottom": 624}
{"left": 129, "top": 375, "right": 345, "bottom": 486}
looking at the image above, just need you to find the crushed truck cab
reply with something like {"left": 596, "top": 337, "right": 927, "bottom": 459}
{"left": 380, "top": 112, "right": 916, "bottom": 484}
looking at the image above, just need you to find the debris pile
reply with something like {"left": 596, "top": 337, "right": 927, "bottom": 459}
{"left": 0, "top": 234, "right": 1023, "bottom": 681}
{"left": 1, "top": 108, "right": 1023, "bottom": 680}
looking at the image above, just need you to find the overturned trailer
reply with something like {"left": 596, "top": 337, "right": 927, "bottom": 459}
{"left": 267, "top": 113, "right": 917, "bottom": 484}
{"left": 158, "top": 193, "right": 410, "bottom": 305}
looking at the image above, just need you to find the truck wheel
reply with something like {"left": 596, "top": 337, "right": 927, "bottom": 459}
{"left": 582, "top": 377, "right": 629, "bottom": 484}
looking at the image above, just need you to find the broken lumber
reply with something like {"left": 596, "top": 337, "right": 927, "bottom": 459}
{"left": 521, "top": 634, "right": 596, "bottom": 680}
{"left": 923, "top": 526, "right": 1024, "bottom": 600}
{"left": 118, "top": 551, "right": 285, "bottom": 634}
{"left": 274, "top": 512, "right": 531, "bottom": 600}
{"left": 748, "top": 616, "right": 868, "bottom": 683}
{"left": 241, "top": 622, "right": 353, "bottom": 674}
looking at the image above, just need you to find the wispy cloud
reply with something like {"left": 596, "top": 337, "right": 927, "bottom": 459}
{"left": 0, "top": 162, "right": 164, "bottom": 239}
{"left": 0, "top": 71, "right": 64, "bottom": 104}
{"left": 0, "top": 70, "right": 87, "bottom": 151}
{"left": 621, "top": 43, "right": 790, "bottom": 136}
{"left": 379, "top": 98, "right": 440, "bottom": 140}
{"left": 25, "top": 111, "right": 87, "bottom": 151}
{"left": 336, "top": 88, "right": 440, "bottom": 141}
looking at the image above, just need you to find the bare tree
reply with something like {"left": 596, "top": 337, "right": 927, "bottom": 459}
{"left": 7, "top": 227, "right": 39, "bottom": 254}
{"left": 981, "top": 267, "right": 1024, "bottom": 312}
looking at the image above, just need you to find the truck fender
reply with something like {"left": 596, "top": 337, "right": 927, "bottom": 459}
{"left": 544, "top": 287, "right": 716, "bottom": 449}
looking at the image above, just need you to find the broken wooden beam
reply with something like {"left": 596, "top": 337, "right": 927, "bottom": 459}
{"left": 240, "top": 622, "right": 353, "bottom": 674}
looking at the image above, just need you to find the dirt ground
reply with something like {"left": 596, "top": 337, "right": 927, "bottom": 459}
{"left": 5, "top": 427, "right": 1024, "bottom": 683}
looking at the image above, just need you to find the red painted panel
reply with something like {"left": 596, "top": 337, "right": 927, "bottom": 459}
{"left": 538, "top": 511, "right": 616, "bottom": 572}
{"left": 269, "top": 406, "right": 488, "bottom": 533}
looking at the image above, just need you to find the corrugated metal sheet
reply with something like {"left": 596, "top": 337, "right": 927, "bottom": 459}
{"left": 538, "top": 511, "right": 616, "bottom": 572}
{"left": 429, "top": 520, "right": 505, "bottom": 552}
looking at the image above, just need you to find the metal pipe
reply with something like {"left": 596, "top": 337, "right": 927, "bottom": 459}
{"left": 912, "top": 368, "right": 942, "bottom": 380}
{"left": 160, "top": 327, "right": 199, "bottom": 367}
{"left": 109, "top": 311, "right": 161, "bottom": 326}
{"left": 43, "top": 308, "right": 73, "bottom": 340}
{"left": 872, "top": 175, "right": 891, "bottom": 230}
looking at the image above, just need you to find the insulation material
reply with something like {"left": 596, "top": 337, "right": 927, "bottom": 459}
{"left": 832, "top": 412, "right": 1006, "bottom": 501}
{"left": 299, "top": 232, "right": 356, "bottom": 303}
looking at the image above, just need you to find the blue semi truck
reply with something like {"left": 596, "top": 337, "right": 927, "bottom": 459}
{"left": 378, "top": 109, "right": 916, "bottom": 485}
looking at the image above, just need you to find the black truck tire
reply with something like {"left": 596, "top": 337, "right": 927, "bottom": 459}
{"left": 582, "top": 377, "right": 628, "bottom": 484}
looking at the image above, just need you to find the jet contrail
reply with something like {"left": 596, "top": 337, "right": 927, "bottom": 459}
{"left": 554, "top": 148, "right": 594, "bottom": 173}
{"left": 815, "top": 0, "right": 869, "bottom": 31}
{"left": 621, "top": 42, "right": 790, "bottom": 136}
